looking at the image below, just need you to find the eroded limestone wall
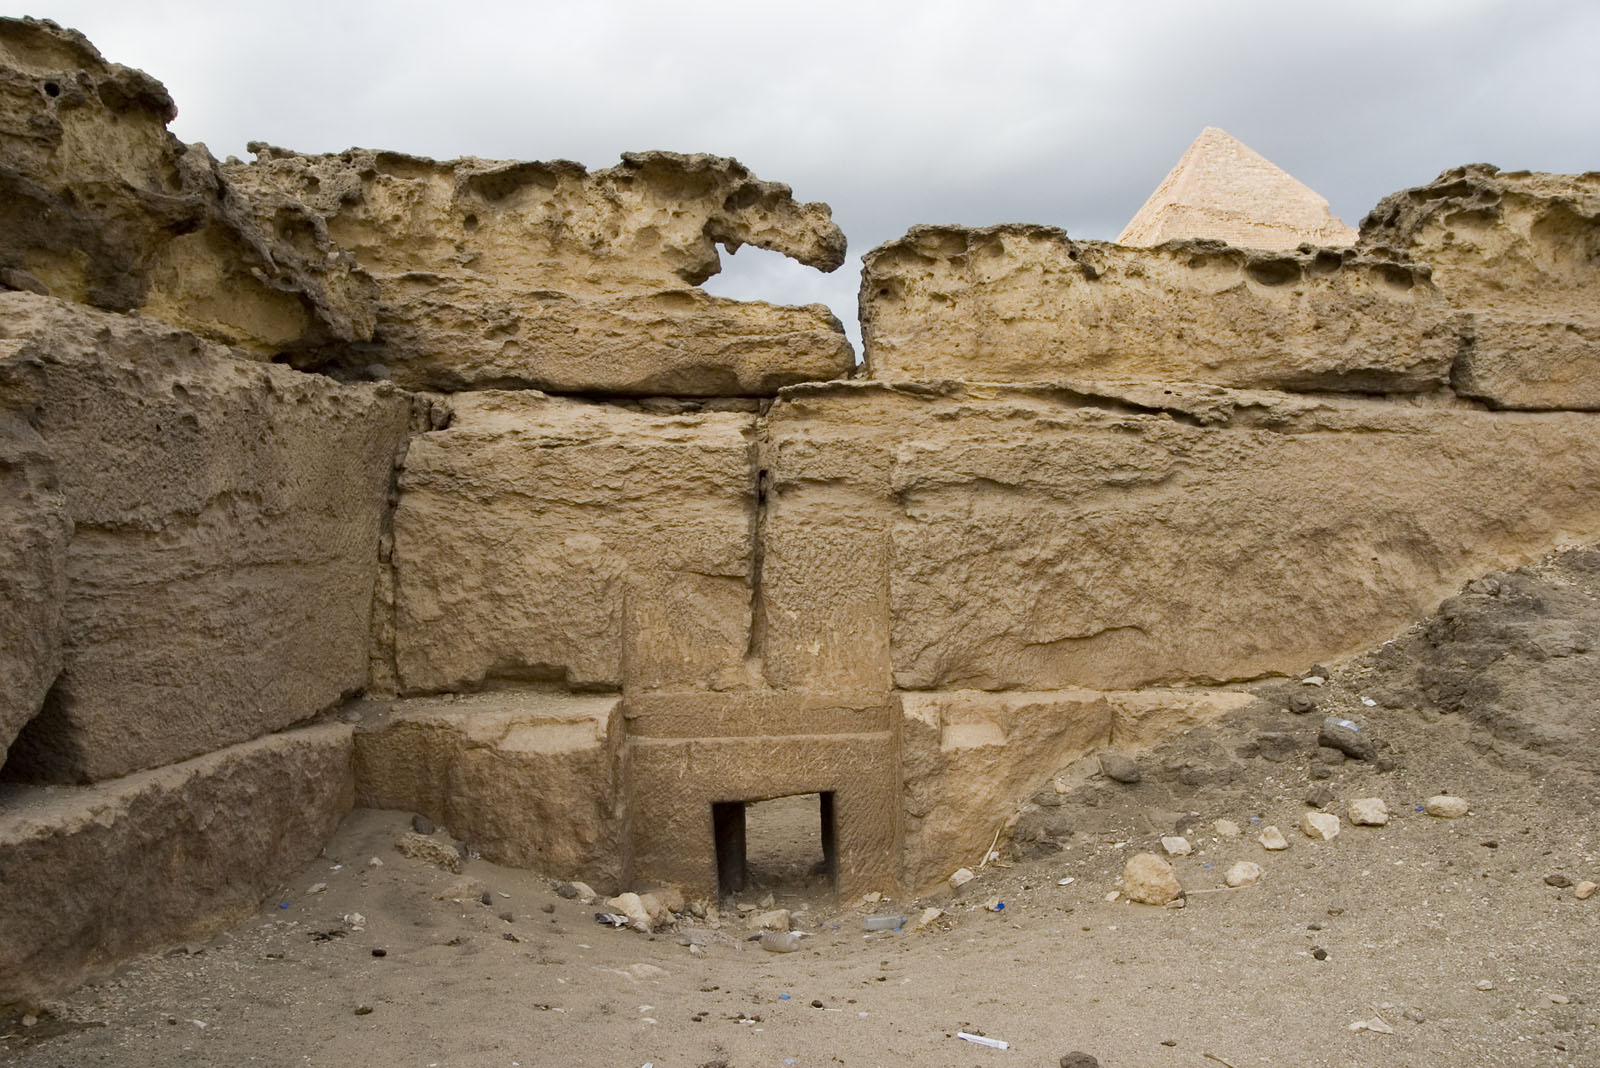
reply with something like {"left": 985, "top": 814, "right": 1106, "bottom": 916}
{"left": 6, "top": 13, "right": 1600, "bottom": 1009}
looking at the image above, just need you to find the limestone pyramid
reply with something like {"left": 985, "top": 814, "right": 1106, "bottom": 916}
{"left": 1118, "top": 127, "right": 1356, "bottom": 250}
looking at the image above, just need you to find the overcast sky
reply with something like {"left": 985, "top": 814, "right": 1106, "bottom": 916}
{"left": 30, "top": 0, "right": 1600, "bottom": 348}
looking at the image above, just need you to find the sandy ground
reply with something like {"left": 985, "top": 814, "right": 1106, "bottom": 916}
{"left": 3, "top": 684, "right": 1596, "bottom": 1068}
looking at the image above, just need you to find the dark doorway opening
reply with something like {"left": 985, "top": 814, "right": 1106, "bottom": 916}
{"left": 712, "top": 791, "right": 837, "bottom": 898}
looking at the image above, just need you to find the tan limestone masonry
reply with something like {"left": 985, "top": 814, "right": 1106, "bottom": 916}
{"left": 5, "top": 16, "right": 1600, "bottom": 1007}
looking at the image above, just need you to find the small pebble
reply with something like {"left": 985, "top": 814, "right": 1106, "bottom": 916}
{"left": 1476, "top": 979, "right": 1494, "bottom": 991}
{"left": 1311, "top": 947, "right": 1328, "bottom": 961}
{"left": 371, "top": 948, "right": 387, "bottom": 958}
{"left": 542, "top": 904, "right": 556, "bottom": 914}
{"left": 354, "top": 1005, "right": 373, "bottom": 1016}
{"left": 411, "top": 814, "right": 436, "bottom": 835}
{"left": 1425, "top": 795, "right": 1470, "bottom": 819}
{"left": 1545, "top": 873, "right": 1573, "bottom": 888}
{"left": 1259, "top": 826, "right": 1290, "bottom": 851}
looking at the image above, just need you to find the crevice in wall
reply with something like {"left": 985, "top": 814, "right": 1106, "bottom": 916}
{"left": 745, "top": 409, "right": 771, "bottom": 670}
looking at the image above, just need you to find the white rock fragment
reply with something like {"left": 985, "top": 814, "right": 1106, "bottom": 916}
{"left": 948, "top": 867, "right": 975, "bottom": 889}
{"left": 1575, "top": 881, "right": 1596, "bottom": 900}
{"left": 1549, "top": 993, "right": 1570, "bottom": 1004}
{"left": 1225, "top": 861, "right": 1262, "bottom": 888}
{"left": 1161, "top": 836, "right": 1192, "bottom": 856}
{"left": 1259, "top": 826, "right": 1290, "bottom": 851}
{"left": 569, "top": 881, "right": 598, "bottom": 903}
{"left": 366, "top": 856, "right": 383, "bottom": 869}
{"left": 911, "top": 906, "right": 944, "bottom": 931}
{"left": 1214, "top": 819, "right": 1241, "bottom": 838}
{"left": 1425, "top": 795, "right": 1470, "bottom": 818}
{"left": 1348, "top": 1018, "right": 1394, "bottom": 1034}
{"left": 748, "top": 909, "right": 791, "bottom": 932}
{"left": 1476, "top": 979, "right": 1494, "bottom": 991}
{"left": 306, "top": 882, "right": 328, "bottom": 895}
{"left": 1302, "top": 676, "right": 1326, "bottom": 686}
{"left": 1122, "top": 852, "right": 1182, "bottom": 906}
{"left": 1347, "top": 797, "right": 1390, "bottom": 826}
{"left": 1300, "top": 811, "right": 1341, "bottom": 841}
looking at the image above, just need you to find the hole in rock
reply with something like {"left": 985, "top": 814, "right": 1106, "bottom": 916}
{"left": 713, "top": 791, "right": 837, "bottom": 900}
{"left": 700, "top": 244, "right": 862, "bottom": 361}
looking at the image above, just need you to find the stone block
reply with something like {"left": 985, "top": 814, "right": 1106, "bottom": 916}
{"left": 0, "top": 294, "right": 410, "bottom": 782}
{"left": 768, "top": 381, "right": 1600, "bottom": 693}
{"left": 899, "top": 689, "right": 1113, "bottom": 890}
{"left": 860, "top": 225, "right": 1456, "bottom": 392}
{"left": 390, "top": 391, "right": 755, "bottom": 694}
{"left": 627, "top": 692, "right": 898, "bottom": 899}
{"left": 0, "top": 723, "right": 353, "bottom": 1008}
{"left": 353, "top": 692, "right": 625, "bottom": 883}
{"left": 227, "top": 147, "right": 852, "bottom": 393}
{"left": 0, "top": 361, "right": 67, "bottom": 763}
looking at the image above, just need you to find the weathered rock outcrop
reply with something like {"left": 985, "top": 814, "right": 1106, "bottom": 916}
{"left": 1361, "top": 165, "right": 1600, "bottom": 409}
{"left": 390, "top": 392, "right": 756, "bottom": 695}
{"left": 764, "top": 381, "right": 1600, "bottom": 693}
{"left": 0, "top": 723, "right": 354, "bottom": 1007}
{"left": 353, "top": 692, "right": 626, "bottom": 882}
{"left": 860, "top": 225, "right": 1457, "bottom": 392}
{"left": 227, "top": 146, "right": 852, "bottom": 394}
{"left": 0, "top": 294, "right": 411, "bottom": 782}
{"left": 0, "top": 17, "right": 375, "bottom": 356}
{"left": 0, "top": 360, "right": 67, "bottom": 765}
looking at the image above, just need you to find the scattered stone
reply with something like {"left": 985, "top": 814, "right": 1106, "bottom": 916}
{"left": 1288, "top": 694, "right": 1317, "bottom": 715}
{"left": 1225, "top": 861, "right": 1262, "bottom": 888}
{"left": 1575, "top": 881, "right": 1596, "bottom": 900}
{"left": 1300, "top": 812, "right": 1341, "bottom": 841}
{"left": 354, "top": 1005, "right": 373, "bottom": 1016}
{"left": 1122, "top": 853, "right": 1182, "bottom": 906}
{"left": 1214, "top": 819, "right": 1241, "bottom": 838}
{"left": 1302, "top": 676, "right": 1327, "bottom": 687}
{"left": 1544, "top": 873, "right": 1573, "bottom": 888}
{"left": 1549, "top": 993, "right": 1570, "bottom": 1005}
{"left": 371, "top": 949, "right": 387, "bottom": 958}
{"left": 1259, "top": 826, "right": 1290, "bottom": 851}
{"left": 555, "top": 883, "right": 579, "bottom": 899}
{"left": 1476, "top": 979, "right": 1494, "bottom": 991}
{"left": 396, "top": 832, "right": 464, "bottom": 873}
{"left": 1348, "top": 798, "right": 1390, "bottom": 826}
{"left": 911, "top": 907, "right": 944, "bottom": 931}
{"left": 1161, "top": 836, "right": 1192, "bottom": 856}
{"left": 1304, "top": 784, "right": 1335, "bottom": 808}
{"left": 570, "top": 881, "right": 598, "bottom": 903}
{"left": 366, "top": 857, "right": 383, "bottom": 869}
{"left": 411, "top": 814, "right": 436, "bottom": 835}
{"left": 1311, "top": 947, "right": 1328, "bottom": 961}
{"left": 749, "top": 909, "right": 792, "bottom": 932}
{"left": 479, "top": 890, "right": 494, "bottom": 906}
{"left": 1425, "top": 795, "right": 1470, "bottom": 819}
{"left": 1060, "top": 1054, "right": 1100, "bottom": 1068}
{"left": 1099, "top": 752, "right": 1142, "bottom": 784}
{"left": 1348, "top": 1017, "right": 1393, "bottom": 1034}
{"left": 949, "top": 868, "right": 976, "bottom": 889}
{"left": 1255, "top": 732, "right": 1299, "bottom": 762}
{"left": 541, "top": 903, "right": 555, "bottom": 914}
{"left": 1319, "top": 716, "right": 1376, "bottom": 761}
{"left": 306, "top": 882, "right": 328, "bottom": 895}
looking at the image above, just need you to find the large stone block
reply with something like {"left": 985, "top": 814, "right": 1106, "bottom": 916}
{"left": 391, "top": 391, "right": 755, "bottom": 694}
{"left": 0, "top": 723, "right": 353, "bottom": 1008}
{"left": 860, "top": 224, "right": 1457, "bottom": 392}
{"left": 767, "top": 381, "right": 1600, "bottom": 693}
{"left": 0, "top": 359, "right": 67, "bottom": 764}
{"left": 353, "top": 692, "right": 625, "bottom": 883}
{"left": 0, "top": 295, "right": 411, "bottom": 782}
{"left": 0, "top": 18, "right": 375, "bottom": 356}
{"left": 1362, "top": 165, "right": 1600, "bottom": 409}
{"left": 227, "top": 147, "right": 853, "bottom": 394}
{"left": 628, "top": 717, "right": 899, "bottom": 900}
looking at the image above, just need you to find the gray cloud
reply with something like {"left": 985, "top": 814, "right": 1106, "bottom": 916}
{"left": 35, "top": 0, "right": 1600, "bottom": 352}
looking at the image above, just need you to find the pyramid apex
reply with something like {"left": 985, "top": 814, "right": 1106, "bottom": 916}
{"left": 1118, "top": 128, "right": 1356, "bottom": 251}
